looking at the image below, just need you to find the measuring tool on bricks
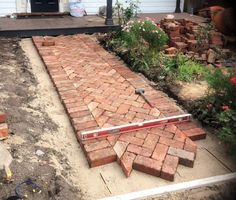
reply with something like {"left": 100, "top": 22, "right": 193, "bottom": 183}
{"left": 80, "top": 114, "right": 192, "bottom": 141}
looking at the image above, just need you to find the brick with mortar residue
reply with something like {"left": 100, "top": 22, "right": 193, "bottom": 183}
{"left": 184, "top": 138, "right": 197, "bottom": 156}
{"left": 84, "top": 140, "right": 110, "bottom": 153}
{"left": 119, "top": 134, "right": 144, "bottom": 146}
{"left": 168, "top": 147, "right": 194, "bottom": 167}
{"left": 142, "top": 134, "right": 159, "bottom": 151}
{"left": 152, "top": 143, "right": 168, "bottom": 162}
{"left": 133, "top": 155, "right": 162, "bottom": 177}
{"left": 0, "top": 112, "right": 6, "bottom": 123}
{"left": 161, "top": 155, "right": 179, "bottom": 181}
{"left": 113, "top": 140, "right": 129, "bottom": 160}
{"left": 159, "top": 137, "right": 184, "bottom": 149}
{"left": 120, "top": 152, "right": 136, "bottom": 177}
{"left": 87, "top": 147, "right": 117, "bottom": 167}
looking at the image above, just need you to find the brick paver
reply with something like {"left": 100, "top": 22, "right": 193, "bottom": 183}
{"left": 33, "top": 34, "right": 206, "bottom": 181}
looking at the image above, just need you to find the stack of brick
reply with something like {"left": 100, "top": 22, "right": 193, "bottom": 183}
{"left": 160, "top": 17, "right": 224, "bottom": 64}
{"left": 0, "top": 112, "right": 9, "bottom": 140}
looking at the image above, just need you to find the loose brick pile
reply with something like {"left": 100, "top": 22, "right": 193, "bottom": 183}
{"left": 33, "top": 34, "right": 206, "bottom": 181}
{"left": 0, "top": 111, "right": 9, "bottom": 140}
{"left": 161, "top": 18, "right": 233, "bottom": 66}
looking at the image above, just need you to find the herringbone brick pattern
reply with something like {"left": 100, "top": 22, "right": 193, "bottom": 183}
{"left": 33, "top": 34, "right": 206, "bottom": 181}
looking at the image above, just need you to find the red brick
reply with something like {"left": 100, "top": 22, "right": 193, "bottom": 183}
{"left": 135, "top": 130, "right": 147, "bottom": 139}
{"left": 161, "top": 155, "right": 179, "bottom": 181}
{"left": 165, "top": 47, "right": 177, "bottom": 55}
{"left": 184, "top": 138, "right": 197, "bottom": 156}
{"left": 149, "top": 108, "right": 161, "bottom": 117}
{"left": 133, "top": 155, "right": 162, "bottom": 177}
{"left": 42, "top": 40, "right": 55, "bottom": 46}
{"left": 152, "top": 143, "right": 168, "bottom": 162}
{"left": 129, "top": 106, "right": 149, "bottom": 114}
{"left": 186, "top": 33, "right": 195, "bottom": 40}
{"left": 159, "top": 137, "right": 184, "bottom": 149}
{"left": 113, "top": 140, "right": 129, "bottom": 160}
{"left": 164, "top": 124, "right": 177, "bottom": 133}
{"left": 67, "top": 106, "right": 88, "bottom": 114}
{"left": 96, "top": 115, "right": 109, "bottom": 127}
{"left": 116, "top": 104, "right": 131, "bottom": 114}
{"left": 120, "top": 152, "right": 136, "bottom": 177}
{"left": 87, "top": 147, "right": 117, "bottom": 167}
{"left": 173, "top": 129, "right": 186, "bottom": 143}
{"left": 107, "top": 135, "right": 119, "bottom": 146}
{"left": 84, "top": 140, "right": 110, "bottom": 153}
{"left": 98, "top": 104, "right": 117, "bottom": 112}
{"left": 168, "top": 147, "right": 194, "bottom": 167}
{"left": 72, "top": 115, "right": 94, "bottom": 124}
{"left": 75, "top": 120, "right": 98, "bottom": 131}
{"left": 173, "top": 42, "right": 187, "bottom": 52}
{"left": 127, "top": 143, "right": 142, "bottom": 154}
{"left": 0, "top": 123, "right": 9, "bottom": 140}
{"left": 70, "top": 110, "right": 91, "bottom": 119}
{"left": 156, "top": 130, "right": 174, "bottom": 139}
{"left": 177, "top": 122, "right": 198, "bottom": 131}
{"left": 0, "top": 112, "right": 6, "bottom": 123}
{"left": 119, "top": 134, "right": 144, "bottom": 146}
{"left": 142, "top": 134, "right": 159, "bottom": 151}
{"left": 182, "top": 128, "right": 206, "bottom": 141}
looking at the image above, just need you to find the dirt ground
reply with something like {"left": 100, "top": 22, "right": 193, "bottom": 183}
{"left": 0, "top": 37, "right": 236, "bottom": 200}
{"left": 0, "top": 38, "right": 81, "bottom": 200}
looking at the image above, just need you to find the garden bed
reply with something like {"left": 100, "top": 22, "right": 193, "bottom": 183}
{"left": 97, "top": 16, "right": 236, "bottom": 153}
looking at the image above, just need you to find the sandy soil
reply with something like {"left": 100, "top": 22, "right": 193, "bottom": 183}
{"left": 0, "top": 38, "right": 81, "bottom": 200}
{"left": 0, "top": 37, "right": 235, "bottom": 200}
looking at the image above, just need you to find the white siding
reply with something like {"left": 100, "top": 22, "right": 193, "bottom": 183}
{"left": 81, "top": 0, "right": 184, "bottom": 15}
{"left": 0, "top": 0, "right": 16, "bottom": 16}
{"left": 0, "top": 0, "right": 184, "bottom": 16}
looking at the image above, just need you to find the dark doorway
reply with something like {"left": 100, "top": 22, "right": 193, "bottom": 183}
{"left": 30, "top": 0, "right": 59, "bottom": 12}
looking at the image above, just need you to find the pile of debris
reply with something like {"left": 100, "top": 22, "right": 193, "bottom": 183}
{"left": 0, "top": 111, "right": 9, "bottom": 140}
{"left": 160, "top": 17, "right": 234, "bottom": 68}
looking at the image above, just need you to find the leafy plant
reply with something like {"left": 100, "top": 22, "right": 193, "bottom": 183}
{"left": 192, "top": 69, "right": 236, "bottom": 153}
{"left": 118, "top": 19, "right": 168, "bottom": 71}
{"left": 160, "top": 54, "right": 209, "bottom": 82}
{"left": 114, "top": 0, "right": 140, "bottom": 25}
{"left": 196, "top": 22, "right": 213, "bottom": 45}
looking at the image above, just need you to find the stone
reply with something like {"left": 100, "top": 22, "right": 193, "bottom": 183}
{"left": 207, "top": 49, "right": 216, "bottom": 63}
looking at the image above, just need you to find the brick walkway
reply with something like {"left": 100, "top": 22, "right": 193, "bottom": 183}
{"left": 33, "top": 34, "right": 206, "bottom": 181}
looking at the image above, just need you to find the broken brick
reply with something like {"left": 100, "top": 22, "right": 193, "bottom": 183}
{"left": 120, "top": 152, "right": 136, "bottom": 177}
{"left": 113, "top": 140, "right": 129, "bottom": 160}
{"left": 165, "top": 47, "right": 177, "bottom": 55}
{"left": 0, "top": 112, "right": 6, "bottom": 123}
{"left": 0, "top": 123, "right": 9, "bottom": 140}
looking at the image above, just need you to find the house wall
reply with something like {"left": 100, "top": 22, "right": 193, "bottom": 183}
{"left": 0, "top": 0, "right": 185, "bottom": 16}
{"left": 0, "top": 0, "right": 16, "bottom": 16}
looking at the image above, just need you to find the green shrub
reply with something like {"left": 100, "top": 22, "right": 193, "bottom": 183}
{"left": 160, "top": 54, "right": 209, "bottom": 82}
{"left": 193, "top": 69, "right": 236, "bottom": 153}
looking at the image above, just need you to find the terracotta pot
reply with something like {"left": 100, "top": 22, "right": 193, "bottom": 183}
{"left": 213, "top": 8, "right": 236, "bottom": 35}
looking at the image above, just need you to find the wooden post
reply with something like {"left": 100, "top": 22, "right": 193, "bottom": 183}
{"left": 105, "top": 0, "right": 113, "bottom": 25}
{"left": 175, "top": 0, "right": 181, "bottom": 13}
